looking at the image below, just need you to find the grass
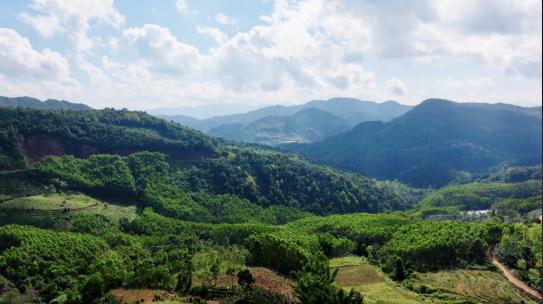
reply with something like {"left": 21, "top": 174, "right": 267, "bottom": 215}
{"left": 331, "top": 257, "right": 424, "bottom": 304}
{"left": 0, "top": 193, "right": 138, "bottom": 225}
{"left": 407, "top": 269, "right": 539, "bottom": 303}
{"left": 331, "top": 257, "right": 537, "bottom": 303}
{"left": 329, "top": 255, "right": 367, "bottom": 267}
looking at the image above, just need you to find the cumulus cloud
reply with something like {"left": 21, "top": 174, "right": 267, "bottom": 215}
{"left": 0, "top": 28, "right": 70, "bottom": 80}
{"left": 6, "top": 0, "right": 542, "bottom": 108}
{"left": 89, "top": 0, "right": 541, "bottom": 107}
{"left": 197, "top": 26, "right": 228, "bottom": 45}
{"left": 0, "top": 28, "right": 80, "bottom": 99}
{"left": 19, "top": 0, "right": 124, "bottom": 51}
{"left": 387, "top": 78, "right": 407, "bottom": 95}
{"left": 122, "top": 24, "right": 205, "bottom": 75}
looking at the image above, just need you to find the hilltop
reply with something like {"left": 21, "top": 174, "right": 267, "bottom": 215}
{"left": 284, "top": 99, "right": 542, "bottom": 187}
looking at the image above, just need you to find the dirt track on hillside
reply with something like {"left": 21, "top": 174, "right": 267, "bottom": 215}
{"left": 486, "top": 246, "right": 542, "bottom": 302}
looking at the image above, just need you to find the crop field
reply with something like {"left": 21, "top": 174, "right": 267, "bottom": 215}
{"left": 408, "top": 269, "right": 538, "bottom": 303}
{"left": 0, "top": 193, "right": 138, "bottom": 225}
{"left": 331, "top": 257, "right": 424, "bottom": 304}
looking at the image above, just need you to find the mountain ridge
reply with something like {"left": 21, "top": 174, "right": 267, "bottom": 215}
{"left": 283, "top": 98, "right": 542, "bottom": 187}
{"left": 0, "top": 96, "right": 92, "bottom": 111}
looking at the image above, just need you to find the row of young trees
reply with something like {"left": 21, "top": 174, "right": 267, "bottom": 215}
{"left": 497, "top": 223, "right": 542, "bottom": 291}
{"left": 0, "top": 224, "right": 194, "bottom": 303}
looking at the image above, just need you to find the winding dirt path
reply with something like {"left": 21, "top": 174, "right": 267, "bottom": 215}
{"left": 486, "top": 246, "right": 542, "bottom": 302}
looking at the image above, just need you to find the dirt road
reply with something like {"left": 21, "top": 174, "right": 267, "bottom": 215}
{"left": 486, "top": 246, "right": 542, "bottom": 302}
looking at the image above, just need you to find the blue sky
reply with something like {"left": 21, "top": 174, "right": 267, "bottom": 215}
{"left": 0, "top": 0, "right": 541, "bottom": 111}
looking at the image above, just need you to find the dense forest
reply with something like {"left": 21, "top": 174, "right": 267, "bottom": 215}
{"left": 0, "top": 105, "right": 541, "bottom": 304}
{"left": 0, "top": 107, "right": 218, "bottom": 170}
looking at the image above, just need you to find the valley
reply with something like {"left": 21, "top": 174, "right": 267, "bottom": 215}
{"left": 0, "top": 99, "right": 541, "bottom": 304}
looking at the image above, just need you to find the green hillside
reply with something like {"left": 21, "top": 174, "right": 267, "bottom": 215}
{"left": 0, "top": 193, "right": 138, "bottom": 228}
{"left": 285, "top": 99, "right": 542, "bottom": 187}
{"left": 418, "top": 180, "right": 542, "bottom": 210}
{"left": 0, "top": 101, "right": 540, "bottom": 304}
{"left": 0, "top": 107, "right": 219, "bottom": 170}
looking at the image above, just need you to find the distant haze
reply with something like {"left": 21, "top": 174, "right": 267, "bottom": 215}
{"left": 147, "top": 103, "right": 266, "bottom": 119}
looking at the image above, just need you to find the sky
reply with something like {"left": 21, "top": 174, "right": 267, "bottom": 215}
{"left": 0, "top": 0, "right": 541, "bottom": 112}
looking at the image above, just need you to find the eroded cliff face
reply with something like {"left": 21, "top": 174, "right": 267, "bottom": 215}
{"left": 22, "top": 134, "right": 217, "bottom": 163}
{"left": 23, "top": 135, "right": 68, "bottom": 163}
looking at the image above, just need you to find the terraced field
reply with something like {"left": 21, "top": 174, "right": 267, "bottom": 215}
{"left": 0, "top": 193, "right": 138, "bottom": 226}
{"left": 331, "top": 257, "right": 537, "bottom": 304}
{"left": 332, "top": 257, "right": 424, "bottom": 304}
{"left": 408, "top": 269, "right": 539, "bottom": 303}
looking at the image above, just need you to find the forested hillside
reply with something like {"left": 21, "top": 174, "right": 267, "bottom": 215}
{"left": 284, "top": 99, "right": 542, "bottom": 187}
{"left": 0, "top": 107, "right": 219, "bottom": 170}
{"left": 0, "top": 103, "right": 540, "bottom": 304}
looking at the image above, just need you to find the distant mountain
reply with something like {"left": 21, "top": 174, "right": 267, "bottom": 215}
{"left": 0, "top": 96, "right": 91, "bottom": 111}
{"left": 163, "top": 98, "right": 412, "bottom": 131}
{"left": 210, "top": 108, "right": 351, "bottom": 146}
{"left": 302, "top": 98, "right": 412, "bottom": 126}
{"left": 148, "top": 103, "right": 263, "bottom": 119}
{"left": 283, "top": 99, "right": 542, "bottom": 188}
{"left": 160, "top": 97, "right": 412, "bottom": 146}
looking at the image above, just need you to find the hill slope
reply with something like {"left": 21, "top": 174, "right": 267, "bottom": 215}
{"left": 0, "top": 104, "right": 422, "bottom": 217}
{"left": 209, "top": 108, "right": 350, "bottom": 146}
{"left": 0, "top": 107, "right": 219, "bottom": 170}
{"left": 284, "top": 99, "right": 542, "bottom": 187}
{"left": 0, "top": 96, "right": 91, "bottom": 111}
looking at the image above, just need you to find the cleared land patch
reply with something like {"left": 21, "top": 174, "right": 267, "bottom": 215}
{"left": 331, "top": 257, "right": 423, "bottom": 304}
{"left": 194, "top": 267, "right": 296, "bottom": 301}
{"left": 0, "top": 193, "right": 138, "bottom": 225}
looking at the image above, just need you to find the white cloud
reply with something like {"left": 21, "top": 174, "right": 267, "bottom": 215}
{"left": 122, "top": 24, "right": 205, "bottom": 75}
{"left": 7, "top": 0, "right": 542, "bottom": 108}
{"left": 216, "top": 13, "right": 238, "bottom": 25}
{"left": 19, "top": 0, "right": 124, "bottom": 52}
{"left": 175, "top": 0, "right": 189, "bottom": 14}
{"left": 197, "top": 26, "right": 228, "bottom": 45}
{"left": 0, "top": 28, "right": 71, "bottom": 80}
{"left": 387, "top": 78, "right": 407, "bottom": 95}
{"left": 86, "top": 0, "right": 541, "bottom": 108}
{"left": 0, "top": 28, "right": 80, "bottom": 99}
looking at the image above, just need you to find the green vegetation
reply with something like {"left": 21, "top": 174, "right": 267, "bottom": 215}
{"left": 0, "top": 193, "right": 137, "bottom": 228}
{"left": 405, "top": 269, "right": 539, "bottom": 303}
{"left": 174, "top": 148, "right": 419, "bottom": 214}
{"left": 381, "top": 221, "right": 501, "bottom": 271}
{"left": 491, "top": 195, "right": 542, "bottom": 219}
{"left": 0, "top": 107, "right": 218, "bottom": 170}
{"left": 294, "top": 254, "right": 363, "bottom": 304}
{"left": 418, "top": 180, "right": 541, "bottom": 210}
{"left": 497, "top": 223, "right": 542, "bottom": 291}
{"left": 0, "top": 104, "right": 541, "bottom": 303}
{"left": 285, "top": 99, "right": 542, "bottom": 187}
